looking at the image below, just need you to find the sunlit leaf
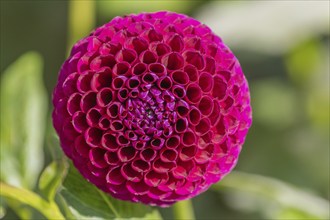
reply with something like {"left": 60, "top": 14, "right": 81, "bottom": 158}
{"left": 60, "top": 164, "right": 162, "bottom": 220}
{"left": 213, "top": 171, "right": 330, "bottom": 219}
{"left": 38, "top": 160, "right": 68, "bottom": 201}
{"left": 0, "top": 51, "right": 47, "bottom": 189}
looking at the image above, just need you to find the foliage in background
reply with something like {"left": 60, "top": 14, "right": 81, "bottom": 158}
{"left": 0, "top": 52, "right": 47, "bottom": 190}
{"left": 215, "top": 172, "right": 329, "bottom": 219}
{"left": 0, "top": 0, "right": 329, "bottom": 219}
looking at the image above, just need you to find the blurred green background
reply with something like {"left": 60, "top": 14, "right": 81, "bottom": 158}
{"left": 1, "top": 1, "right": 329, "bottom": 219}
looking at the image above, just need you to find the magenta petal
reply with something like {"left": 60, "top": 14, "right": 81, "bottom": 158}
{"left": 116, "top": 49, "right": 137, "bottom": 64}
{"left": 161, "top": 52, "right": 184, "bottom": 70}
{"left": 179, "top": 145, "right": 197, "bottom": 161}
{"left": 171, "top": 70, "right": 189, "bottom": 85}
{"left": 106, "top": 167, "right": 125, "bottom": 185}
{"left": 97, "top": 88, "right": 113, "bottom": 107}
{"left": 80, "top": 91, "right": 97, "bottom": 113}
{"left": 67, "top": 93, "right": 82, "bottom": 115}
{"left": 199, "top": 72, "right": 214, "bottom": 93}
{"left": 160, "top": 149, "right": 178, "bottom": 162}
{"left": 165, "top": 135, "right": 180, "bottom": 149}
{"left": 150, "top": 42, "right": 170, "bottom": 57}
{"left": 118, "top": 146, "right": 136, "bottom": 162}
{"left": 121, "top": 163, "right": 142, "bottom": 182}
{"left": 198, "top": 96, "right": 214, "bottom": 116}
{"left": 145, "top": 171, "right": 168, "bottom": 187}
{"left": 157, "top": 76, "right": 172, "bottom": 90}
{"left": 181, "top": 129, "right": 197, "bottom": 146}
{"left": 104, "top": 151, "right": 120, "bottom": 165}
{"left": 127, "top": 181, "right": 149, "bottom": 195}
{"left": 183, "top": 51, "right": 205, "bottom": 70}
{"left": 89, "top": 148, "right": 108, "bottom": 168}
{"left": 111, "top": 76, "right": 127, "bottom": 90}
{"left": 72, "top": 111, "right": 88, "bottom": 133}
{"left": 166, "top": 34, "right": 183, "bottom": 52}
{"left": 149, "top": 63, "right": 167, "bottom": 76}
{"left": 140, "top": 50, "right": 157, "bottom": 64}
{"left": 213, "top": 75, "right": 227, "bottom": 101}
{"left": 132, "top": 159, "right": 150, "bottom": 172}
{"left": 188, "top": 107, "right": 201, "bottom": 126}
{"left": 186, "top": 83, "right": 202, "bottom": 104}
{"left": 84, "top": 127, "right": 103, "bottom": 148}
{"left": 113, "top": 62, "right": 131, "bottom": 76}
{"left": 132, "top": 62, "right": 147, "bottom": 76}
{"left": 184, "top": 65, "right": 198, "bottom": 82}
{"left": 125, "top": 37, "right": 148, "bottom": 55}
{"left": 101, "top": 132, "right": 119, "bottom": 151}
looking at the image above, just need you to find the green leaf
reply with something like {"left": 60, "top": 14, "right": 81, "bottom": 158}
{"left": 213, "top": 171, "right": 330, "bottom": 219}
{"left": 38, "top": 160, "right": 68, "bottom": 201}
{"left": 0, "top": 51, "right": 47, "bottom": 189}
{"left": 60, "top": 164, "right": 162, "bottom": 220}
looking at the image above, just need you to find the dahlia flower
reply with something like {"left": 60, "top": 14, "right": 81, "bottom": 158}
{"left": 53, "top": 11, "right": 252, "bottom": 206}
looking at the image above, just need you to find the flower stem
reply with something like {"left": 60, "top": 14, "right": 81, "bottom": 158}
{"left": 173, "top": 199, "right": 195, "bottom": 220}
{"left": 67, "top": 0, "right": 95, "bottom": 54}
{"left": 0, "top": 182, "right": 65, "bottom": 220}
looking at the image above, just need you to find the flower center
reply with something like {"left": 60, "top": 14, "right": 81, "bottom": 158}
{"left": 119, "top": 84, "right": 177, "bottom": 149}
{"left": 146, "top": 108, "right": 154, "bottom": 119}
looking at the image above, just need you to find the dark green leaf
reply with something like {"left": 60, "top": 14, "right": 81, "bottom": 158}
{"left": 0, "top": 52, "right": 47, "bottom": 189}
{"left": 60, "top": 164, "right": 162, "bottom": 220}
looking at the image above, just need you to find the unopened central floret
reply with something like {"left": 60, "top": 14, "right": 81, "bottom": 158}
{"left": 119, "top": 83, "right": 177, "bottom": 149}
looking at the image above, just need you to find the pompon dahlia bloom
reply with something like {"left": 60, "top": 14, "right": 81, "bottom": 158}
{"left": 53, "top": 11, "right": 252, "bottom": 206}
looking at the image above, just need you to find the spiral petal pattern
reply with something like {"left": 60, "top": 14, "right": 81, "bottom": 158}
{"left": 53, "top": 11, "right": 252, "bottom": 206}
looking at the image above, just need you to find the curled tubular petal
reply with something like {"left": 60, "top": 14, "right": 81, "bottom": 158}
{"left": 67, "top": 93, "right": 82, "bottom": 115}
{"left": 162, "top": 52, "right": 184, "bottom": 71}
{"left": 86, "top": 108, "right": 102, "bottom": 128}
{"left": 97, "top": 88, "right": 113, "bottom": 107}
{"left": 53, "top": 11, "right": 252, "bottom": 207}
{"left": 198, "top": 96, "right": 214, "bottom": 116}
{"left": 199, "top": 72, "right": 214, "bottom": 93}
{"left": 101, "top": 132, "right": 119, "bottom": 151}
{"left": 149, "top": 63, "right": 166, "bottom": 76}
{"left": 113, "top": 62, "right": 131, "bottom": 76}
{"left": 72, "top": 111, "right": 88, "bottom": 133}
{"left": 186, "top": 83, "right": 202, "bottom": 104}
